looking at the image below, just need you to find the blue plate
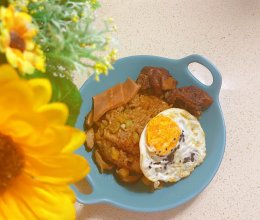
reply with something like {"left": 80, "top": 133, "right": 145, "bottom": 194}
{"left": 72, "top": 55, "right": 226, "bottom": 212}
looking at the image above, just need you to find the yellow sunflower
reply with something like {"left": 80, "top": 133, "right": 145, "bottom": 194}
{"left": 0, "top": 64, "right": 89, "bottom": 219}
{"left": 0, "top": 6, "right": 45, "bottom": 74}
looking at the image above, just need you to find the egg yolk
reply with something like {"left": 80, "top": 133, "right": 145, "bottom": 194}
{"left": 146, "top": 115, "right": 181, "bottom": 156}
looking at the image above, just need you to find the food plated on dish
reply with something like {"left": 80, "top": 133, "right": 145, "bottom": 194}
{"left": 84, "top": 66, "right": 213, "bottom": 190}
{"left": 73, "top": 55, "right": 225, "bottom": 212}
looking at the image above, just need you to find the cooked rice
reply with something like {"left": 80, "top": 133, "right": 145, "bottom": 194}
{"left": 93, "top": 94, "right": 171, "bottom": 174}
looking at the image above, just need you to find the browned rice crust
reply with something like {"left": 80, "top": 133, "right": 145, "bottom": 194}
{"left": 93, "top": 94, "right": 171, "bottom": 174}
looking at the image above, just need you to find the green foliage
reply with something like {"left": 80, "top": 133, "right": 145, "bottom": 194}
{"left": 27, "top": 0, "right": 116, "bottom": 80}
{"left": 51, "top": 75, "right": 82, "bottom": 126}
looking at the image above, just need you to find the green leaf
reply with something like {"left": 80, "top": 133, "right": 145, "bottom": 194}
{"left": 24, "top": 71, "right": 82, "bottom": 126}
{"left": 51, "top": 76, "right": 82, "bottom": 126}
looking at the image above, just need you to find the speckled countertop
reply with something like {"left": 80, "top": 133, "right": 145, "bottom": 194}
{"left": 75, "top": 0, "right": 260, "bottom": 219}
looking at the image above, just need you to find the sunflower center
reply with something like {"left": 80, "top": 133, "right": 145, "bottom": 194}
{"left": 0, "top": 133, "right": 24, "bottom": 194}
{"left": 9, "top": 31, "right": 26, "bottom": 52}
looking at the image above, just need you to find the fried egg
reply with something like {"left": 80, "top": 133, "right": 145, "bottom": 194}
{"left": 139, "top": 108, "right": 206, "bottom": 184}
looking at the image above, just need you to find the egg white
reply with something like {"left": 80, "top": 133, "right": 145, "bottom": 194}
{"left": 140, "top": 108, "right": 206, "bottom": 183}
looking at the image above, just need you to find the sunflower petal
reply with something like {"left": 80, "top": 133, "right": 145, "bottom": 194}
{"left": 2, "top": 116, "right": 85, "bottom": 157}
{"left": 37, "top": 103, "right": 69, "bottom": 125}
{"left": 25, "top": 154, "right": 90, "bottom": 184}
{"left": 28, "top": 79, "right": 52, "bottom": 108}
{"left": 18, "top": 127, "right": 85, "bottom": 159}
{"left": 0, "top": 110, "right": 49, "bottom": 147}
{"left": 0, "top": 64, "right": 18, "bottom": 82}
{"left": 5, "top": 47, "right": 20, "bottom": 69}
{"left": 60, "top": 127, "right": 86, "bottom": 153}
{"left": 0, "top": 188, "right": 36, "bottom": 220}
{"left": 0, "top": 80, "right": 34, "bottom": 124}
{"left": 1, "top": 118, "right": 35, "bottom": 140}
{"left": 2, "top": 174, "right": 76, "bottom": 220}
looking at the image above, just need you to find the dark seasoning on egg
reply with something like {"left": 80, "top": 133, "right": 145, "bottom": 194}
{"left": 183, "top": 153, "right": 196, "bottom": 163}
{"left": 148, "top": 128, "right": 199, "bottom": 172}
{"left": 148, "top": 130, "right": 189, "bottom": 170}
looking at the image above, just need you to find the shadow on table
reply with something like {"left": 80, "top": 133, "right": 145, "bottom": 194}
{"left": 76, "top": 194, "right": 199, "bottom": 220}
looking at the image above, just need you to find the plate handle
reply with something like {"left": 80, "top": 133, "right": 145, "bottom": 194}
{"left": 73, "top": 177, "right": 102, "bottom": 204}
{"left": 180, "top": 54, "right": 222, "bottom": 95}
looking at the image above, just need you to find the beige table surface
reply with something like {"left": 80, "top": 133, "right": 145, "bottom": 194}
{"left": 75, "top": 0, "right": 260, "bottom": 219}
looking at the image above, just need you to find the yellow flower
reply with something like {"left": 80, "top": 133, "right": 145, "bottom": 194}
{"left": 94, "top": 62, "right": 108, "bottom": 77}
{"left": 0, "top": 6, "right": 45, "bottom": 74}
{"left": 90, "top": 0, "right": 97, "bottom": 5}
{"left": 0, "top": 64, "right": 89, "bottom": 220}
{"left": 9, "top": 0, "right": 30, "bottom": 11}
{"left": 106, "top": 49, "right": 117, "bottom": 63}
{"left": 72, "top": 15, "right": 79, "bottom": 23}
{"left": 93, "top": 49, "right": 117, "bottom": 81}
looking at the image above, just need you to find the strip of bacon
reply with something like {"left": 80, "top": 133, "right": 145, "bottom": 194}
{"left": 92, "top": 78, "right": 140, "bottom": 122}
